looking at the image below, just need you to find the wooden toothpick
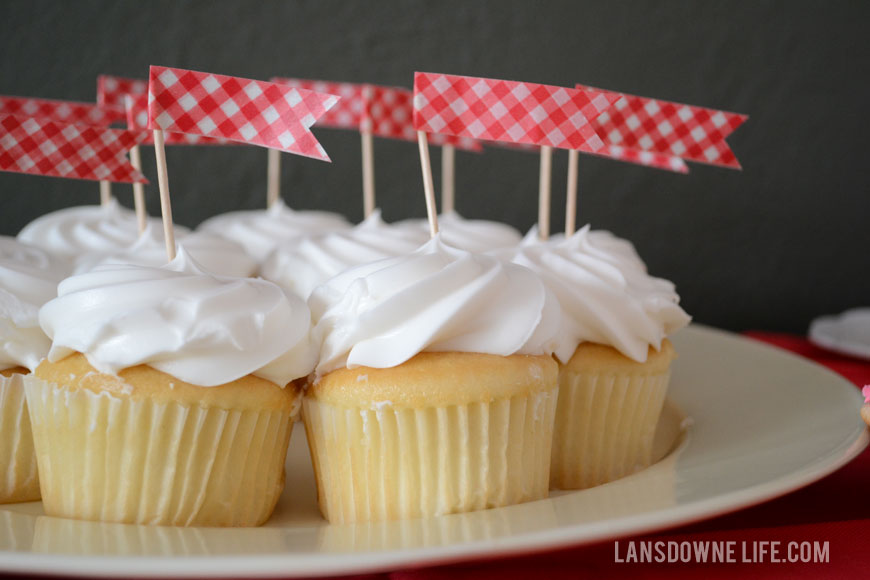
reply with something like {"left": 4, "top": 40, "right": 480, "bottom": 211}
{"left": 538, "top": 145, "right": 552, "bottom": 241}
{"left": 441, "top": 143, "right": 455, "bottom": 214}
{"left": 416, "top": 131, "right": 439, "bottom": 238}
{"left": 565, "top": 148, "right": 579, "bottom": 236}
{"left": 152, "top": 129, "right": 176, "bottom": 261}
{"left": 361, "top": 129, "right": 375, "bottom": 218}
{"left": 266, "top": 148, "right": 281, "bottom": 208}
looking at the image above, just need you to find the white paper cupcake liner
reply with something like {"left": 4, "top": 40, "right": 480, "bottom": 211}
{"left": 303, "top": 388, "right": 558, "bottom": 524}
{"left": 23, "top": 375, "right": 294, "bottom": 527}
{"left": 0, "top": 373, "right": 40, "bottom": 503}
{"left": 550, "top": 368, "right": 670, "bottom": 490}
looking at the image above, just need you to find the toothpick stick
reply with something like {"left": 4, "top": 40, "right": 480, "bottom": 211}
{"left": 152, "top": 129, "right": 176, "bottom": 261}
{"left": 129, "top": 145, "right": 148, "bottom": 235}
{"left": 538, "top": 145, "right": 552, "bottom": 241}
{"left": 441, "top": 143, "right": 455, "bottom": 214}
{"left": 565, "top": 148, "right": 579, "bottom": 236}
{"left": 267, "top": 148, "right": 281, "bottom": 208}
{"left": 416, "top": 131, "right": 439, "bottom": 238}
{"left": 361, "top": 129, "right": 375, "bottom": 218}
{"left": 99, "top": 180, "right": 111, "bottom": 206}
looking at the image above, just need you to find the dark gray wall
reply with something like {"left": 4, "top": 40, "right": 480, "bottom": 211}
{"left": 1, "top": 0, "right": 867, "bottom": 333}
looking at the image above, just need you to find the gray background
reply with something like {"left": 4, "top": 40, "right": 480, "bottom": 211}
{"left": 1, "top": 1, "right": 867, "bottom": 333}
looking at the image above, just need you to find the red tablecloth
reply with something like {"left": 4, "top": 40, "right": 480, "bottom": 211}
{"left": 344, "top": 332, "right": 870, "bottom": 579}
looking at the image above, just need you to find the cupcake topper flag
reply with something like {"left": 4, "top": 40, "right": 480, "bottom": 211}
{"left": 0, "top": 114, "right": 147, "bottom": 184}
{"left": 147, "top": 65, "right": 339, "bottom": 261}
{"left": 561, "top": 83, "right": 747, "bottom": 235}
{"left": 412, "top": 72, "right": 618, "bottom": 240}
{"left": 271, "top": 79, "right": 368, "bottom": 213}
{"left": 0, "top": 95, "right": 126, "bottom": 207}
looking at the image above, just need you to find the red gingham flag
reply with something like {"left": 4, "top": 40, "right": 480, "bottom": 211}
{"left": 0, "top": 114, "right": 147, "bottom": 183}
{"left": 578, "top": 84, "right": 747, "bottom": 169}
{"left": 413, "top": 73, "right": 618, "bottom": 153}
{"left": 125, "top": 94, "right": 226, "bottom": 145}
{"left": 148, "top": 66, "right": 339, "bottom": 161}
{"left": 271, "top": 78, "right": 365, "bottom": 130}
{"left": 97, "top": 75, "right": 147, "bottom": 110}
{"left": 364, "top": 84, "right": 481, "bottom": 151}
{"left": 0, "top": 95, "right": 124, "bottom": 127}
{"left": 591, "top": 144, "right": 688, "bottom": 173}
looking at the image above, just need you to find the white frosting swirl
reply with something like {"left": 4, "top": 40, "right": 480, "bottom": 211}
{"left": 0, "top": 237, "right": 68, "bottom": 371}
{"left": 17, "top": 199, "right": 184, "bottom": 261}
{"left": 310, "top": 235, "right": 569, "bottom": 375}
{"left": 74, "top": 224, "right": 258, "bottom": 278}
{"left": 40, "top": 250, "right": 316, "bottom": 386}
{"left": 398, "top": 212, "right": 522, "bottom": 253}
{"left": 261, "top": 209, "right": 429, "bottom": 299}
{"left": 510, "top": 225, "right": 690, "bottom": 362}
{"left": 197, "top": 199, "right": 351, "bottom": 263}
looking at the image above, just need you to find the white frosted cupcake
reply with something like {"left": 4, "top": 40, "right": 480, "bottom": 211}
{"left": 398, "top": 211, "right": 522, "bottom": 253}
{"left": 73, "top": 223, "right": 258, "bottom": 277}
{"left": 304, "top": 235, "right": 567, "bottom": 523}
{"left": 261, "top": 209, "right": 428, "bottom": 299}
{"left": 24, "top": 250, "right": 316, "bottom": 526}
{"left": 17, "top": 199, "right": 183, "bottom": 262}
{"left": 510, "top": 225, "right": 690, "bottom": 489}
{"left": 197, "top": 199, "right": 351, "bottom": 263}
{"left": 0, "top": 237, "right": 67, "bottom": 503}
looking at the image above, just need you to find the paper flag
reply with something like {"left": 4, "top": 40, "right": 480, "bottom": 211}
{"left": 0, "top": 114, "right": 147, "bottom": 183}
{"left": 578, "top": 84, "right": 747, "bottom": 169}
{"left": 148, "top": 66, "right": 339, "bottom": 161}
{"left": 0, "top": 95, "right": 124, "bottom": 127}
{"left": 97, "top": 75, "right": 147, "bottom": 110}
{"left": 125, "top": 94, "right": 227, "bottom": 145}
{"left": 364, "top": 84, "right": 481, "bottom": 151}
{"left": 592, "top": 145, "right": 689, "bottom": 173}
{"left": 413, "top": 73, "right": 618, "bottom": 152}
{"left": 271, "top": 78, "right": 365, "bottom": 130}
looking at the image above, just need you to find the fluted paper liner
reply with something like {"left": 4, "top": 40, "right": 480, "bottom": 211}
{"left": 0, "top": 373, "right": 40, "bottom": 503}
{"left": 23, "top": 375, "right": 294, "bottom": 526}
{"left": 550, "top": 368, "right": 670, "bottom": 489}
{"left": 303, "top": 388, "right": 558, "bottom": 524}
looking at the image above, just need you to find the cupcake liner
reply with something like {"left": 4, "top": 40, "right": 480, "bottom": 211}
{"left": 303, "top": 388, "right": 558, "bottom": 524}
{"left": 0, "top": 373, "right": 40, "bottom": 503}
{"left": 23, "top": 375, "right": 294, "bottom": 527}
{"left": 550, "top": 368, "right": 670, "bottom": 490}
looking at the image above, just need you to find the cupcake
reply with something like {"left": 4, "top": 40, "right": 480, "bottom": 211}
{"left": 0, "top": 237, "right": 67, "bottom": 503}
{"left": 17, "top": 199, "right": 183, "bottom": 264}
{"left": 24, "top": 249, "right": 316, "bottom": 526}
{"left": 304, "top": 235, "right": 567, "bottom": 523}
{"left": 197, "top": 199, "right": 351, "bottom": 264}
{"left": 73, "top": 223, "right": 258, "bottom": 278}
{"left": 509, "top": 225, "right": 690, "bottom": 489}
{"left": 398, "top": 210, "right": 522, "bottom": 253}
{"left": 261, "top": 209, "right": 428, "bottom": 299}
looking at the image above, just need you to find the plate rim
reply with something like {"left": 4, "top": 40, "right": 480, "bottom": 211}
{"left": 1, "top": 324, "right": 867, "bottom": 578}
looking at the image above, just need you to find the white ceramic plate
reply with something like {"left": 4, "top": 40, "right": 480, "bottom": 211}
{"left": 1, "top": 325, "right": 867, "bottom": 578}
{"left": 809, "top": 308, "right": 870, "bottom": 360}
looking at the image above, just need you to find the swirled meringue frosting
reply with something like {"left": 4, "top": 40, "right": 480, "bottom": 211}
{"left": 310, "top": 234, "right": 570, "bottom": 375}
{"left": 17, "top": 199, "right": 182, "bottom": 261}
{"left": 73, "top": 224, "right": 258, "bottom": 278}
{"left": 39, "top": 249, "right": 316, "bottom": 387}
{"left": 261, "top": 209, "right": 429, "bottom": 299}
{"left": 398, "top": 211, "right": 522, "bottom": 253}
{"left": 197, "top": 199, "right": 351, "bottom": 263}
{"left": 510, "top": 225, "right": 690, "bottom": 363}
{"left": 0, "top": 237, "right": 68, "bottom": 371}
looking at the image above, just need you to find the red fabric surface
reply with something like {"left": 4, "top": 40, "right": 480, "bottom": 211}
{"left": 345, "top": 332, "right": 870, "bottom": 579}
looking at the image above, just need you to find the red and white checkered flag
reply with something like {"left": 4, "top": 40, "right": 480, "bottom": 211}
{"left": 271, "top": 78, "right": 365, "bottom": 131}
{"left": 97, "top": 75, "right": 147, "bottom": 110}
{"left": 413, "top": 73, "right": 618, "bottom": 152}
{"left": 148, "top": 66, "right": 339, "bottom": 161}
{"left": 0, "top": 95, "right": 124, "bottom": 127}
{"left": 0, "top": 114, "right": 147, "bottom": 183}
{"left": 364, "top": 84, "right": 481, "bottom": 151}
{"left": 125, "top": 94, "right": 226, "bottom": 145}
{"left": 592, "top": 144, "right": 688, "bottom": 173}
{"left": 578, "top": 84, "right": 747, "bottom": 169}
